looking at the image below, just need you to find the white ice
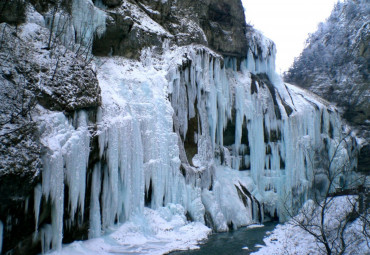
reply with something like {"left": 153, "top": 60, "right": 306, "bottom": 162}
{"left": 30, "top": 8, "right": 356, "bottom": 251}
{"left": 49, "top": 204, "right": 211, "bottom": 255}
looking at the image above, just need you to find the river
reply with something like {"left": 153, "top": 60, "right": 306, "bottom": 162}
{"left": 170, "top": 222, "right": 278, "bottom": 255}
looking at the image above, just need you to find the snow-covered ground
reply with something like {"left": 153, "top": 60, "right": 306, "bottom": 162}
{"left": 49, "top": 204, "right": 211, "bottom": 255}
{"left": 253, "top": 196, "right": 369, "bottom": 255}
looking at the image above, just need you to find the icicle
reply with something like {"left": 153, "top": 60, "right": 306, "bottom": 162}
{"left": 64, "top": 111, "right": 90, "bottom": 220}
{"left": 79, "top": 40, "right": 353, "bottom": 239}
{"left": 40, "top": 224, "right": 53, "bottom": 254}
{"left": 41, "top": 149, "right": 64, "bottom": 251}
{"left": 0, "top": 221, "right": 3, "bottom": 254}
{"left": 34, "top": 184, "right": 42, "bottom": 232}
{"left": 89, "top": 163, "right": 102, "bottom": 238}
{"left": 72, "top": 0, "right": 106, "bottom": 46}
{"left": 24, "top": 197, "right": 29, "bottom": 214}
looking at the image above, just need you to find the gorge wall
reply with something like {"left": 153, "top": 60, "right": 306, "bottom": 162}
{"left": 0, "top": 0, "right": 361, "bottom": 254}
{"left": 284, "top": 0, "right": 369, "bottom": 173}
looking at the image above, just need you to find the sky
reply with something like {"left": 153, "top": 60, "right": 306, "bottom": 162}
{"left": 242, "top": 0, "right": 340, "bottom": 73}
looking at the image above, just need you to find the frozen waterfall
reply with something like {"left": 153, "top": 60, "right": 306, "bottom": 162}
{"left": 34, "top": 38, "right": 356, "bottom": 253}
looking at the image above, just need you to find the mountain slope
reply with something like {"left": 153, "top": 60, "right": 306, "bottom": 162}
{"left": 284, "top": 0, "right": 369, "bottom": 173}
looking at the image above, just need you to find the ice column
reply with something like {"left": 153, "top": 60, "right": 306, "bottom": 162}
{"left": 34, "top": 184, "right": 42, "bottom": 232}
{"left": 89, "top": 163, "right": 102, "bottom": 238}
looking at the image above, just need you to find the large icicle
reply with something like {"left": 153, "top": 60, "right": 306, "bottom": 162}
{"left": 36, "top": 110, "right": 91, "bottom": 251}
{"left": 34, "top": 184, "right": 42, "bottom": 232}
{"left": 89, "top": 163, "right": 102, "bottom": 238}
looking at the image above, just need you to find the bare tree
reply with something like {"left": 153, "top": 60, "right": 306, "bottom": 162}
{"left": 283, "top": 134, "right": 369, "bottom": 255}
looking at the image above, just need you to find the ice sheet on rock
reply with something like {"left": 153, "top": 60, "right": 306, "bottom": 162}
{"left": 25, "top": 4, "right": 45, "bottom": 26}
{"left": 201, "top": 166, "right": 258, "bottom": 229}
{"left": 42, "top": 0, "right": 106, "bottom": 52}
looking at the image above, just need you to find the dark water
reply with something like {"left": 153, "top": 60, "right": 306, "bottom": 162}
{"left": 170, "top": 222, "right": 277, "bottom": 255}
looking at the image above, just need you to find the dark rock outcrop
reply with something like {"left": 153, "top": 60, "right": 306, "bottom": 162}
{"left": 284, "top": 0, "right": 370, "bottom": 174}
{"left": 0, "top": 0, "right": 26, "bottom": 25}
{"left": 92, "top": 0, "right": 249, "bottom": 58}
{"left": 0, "top": 24, "right": 101, "bottom": 112}
{"left": 92, "top": 10, "right": 165, "bottom": 59}
{"left": 0, "top": 18, "right": 101, "bottom": 254}
{"left": 358, "top": 144, "right": 370, "bottom": 173}
{"left": 137, "top": 0, "right": 249, "bottom": 57}
{"left": 102, "top": 0, "right": 122, "bottom": 8}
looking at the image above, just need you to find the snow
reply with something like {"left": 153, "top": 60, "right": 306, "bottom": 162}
{"left": 117, "top": 0, "right": 172, "bottom": 36}
{"left": 253, "top": 196, "right": 369, "bottom": 255}
{"left": 49, "top": 205, "right": 211, "bottom": 255}
{"left": 35, "top": 42, "right": 356, "bottom": 252}
{"left": 22, "top": 2, "right": 358, "bottom": 251}
{"left": 246, "top": 224, "right": 265, "bottom": 229}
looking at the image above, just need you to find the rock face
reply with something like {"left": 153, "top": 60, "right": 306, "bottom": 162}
{"left": 284, "top": 0, "right": 369, "bottom": 138}
{"left": 92, "top": 0, "right": 249, "bottom": 58}
{"left": 284, "top": 0, "right": 369, "bottom": 173}
{"left": 0, "top": 0, "right": 362, "bottom": 254}
{"left": 0, "top": 11, "right": 101, "bottom": 253}
{"left": 102, "top": 0, "right": 122, "bottom": 8}
{"left": 136, "top": 0, "right": 249, "bottom": 57}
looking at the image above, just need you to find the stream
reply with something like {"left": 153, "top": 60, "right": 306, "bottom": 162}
{"left": 170, "top": 222, "right": 278, "bottom": 255}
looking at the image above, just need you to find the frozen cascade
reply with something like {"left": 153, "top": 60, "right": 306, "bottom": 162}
{"left": 71, "top": 0, "right": 106, "bottom": 45}
{"left": 33, "top": 36, "right": 356, "bottom": 253}
{"left": 44, "top": 0, "right": 106, "bottom": 51}
{"left": 90, "top": 56, "right": 194, "bottom": 239}
{"left": 166, "top": 44, "right": 355, "bottom": 223}
{"left": 36, "top": 110, "right": 91, "bottom": 252}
